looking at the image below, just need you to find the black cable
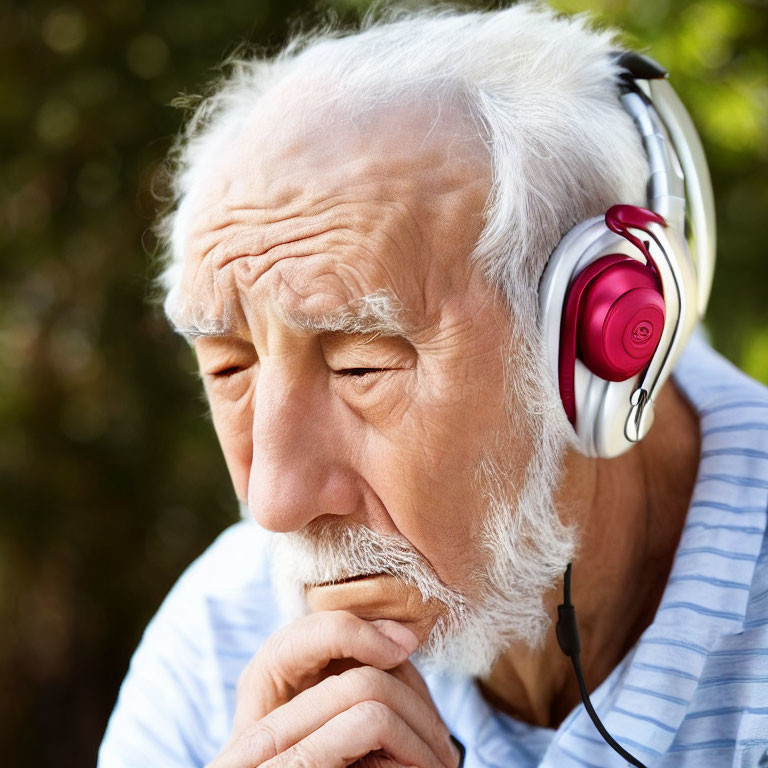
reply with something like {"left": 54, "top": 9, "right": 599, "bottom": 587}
{"left": 556, "top": 563, "right": 649, "bottom": 768}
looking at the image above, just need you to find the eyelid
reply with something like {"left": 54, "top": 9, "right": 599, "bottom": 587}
{"left": 210, "top": 365, "right": 246, "bottom": 378}
{"left": 322, "top": 332, "right": 416, "bottom": 363}
{"left": 198, "top": 342, "right": 257, "bottom": 378}
{"left": 203, "top": 357, "right": 257, "bottom": 378}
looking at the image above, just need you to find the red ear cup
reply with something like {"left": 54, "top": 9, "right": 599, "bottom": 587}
{"left": 579, "top": 260, "right": 665, "bottom": 380}
{"left": 559, "top": 255, "right": 665, "bottom": 426}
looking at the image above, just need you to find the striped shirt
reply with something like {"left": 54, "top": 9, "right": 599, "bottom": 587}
{"left": 99, "top": 334, "right": 768, "bottom": 767}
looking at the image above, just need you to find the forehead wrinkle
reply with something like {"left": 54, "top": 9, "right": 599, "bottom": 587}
{"left": 172, "top": 96, "right": 489, "bottom": 349}
{"left": 186, "top": 195, "right": 386, "bottom": 293}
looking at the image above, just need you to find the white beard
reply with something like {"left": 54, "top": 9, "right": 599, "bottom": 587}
{"left": 266, "top": 353, "right": 578, "bottom": 678}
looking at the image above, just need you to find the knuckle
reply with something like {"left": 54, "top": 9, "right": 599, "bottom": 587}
{"left": 354, "top": 699, "right": 395, "bottom": 730}
{"left": 238, "top": 720, "right": 281, "bottom": 761}
{"left": 335, "top": 610, "right": 362, "bottom": 640}
{"left": 283, "top": 739, "right": 318, "bottom": 767}
{"left": 342, "top": 665, "right": 387, "bottom": 700}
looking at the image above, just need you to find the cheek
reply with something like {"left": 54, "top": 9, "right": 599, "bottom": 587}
{"left": 362, "top": 403, "right": 498, "bottom": 588}
{"left": 363, "top": 342, "right": 514, "bottom": 586}
{"left": 205, "top": 382, "right": 254, "bottom": 500}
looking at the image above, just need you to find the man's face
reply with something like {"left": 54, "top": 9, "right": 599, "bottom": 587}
{"left": 171, "top": 97, "right": 568, "bottom": 669}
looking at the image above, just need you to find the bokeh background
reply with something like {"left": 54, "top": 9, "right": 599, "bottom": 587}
{"left": 1, "top": 0, "right": 766, "bottom": 764}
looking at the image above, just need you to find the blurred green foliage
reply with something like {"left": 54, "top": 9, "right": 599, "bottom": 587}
{"left": 0, "top": 0, "right": 765, "bottom": 765}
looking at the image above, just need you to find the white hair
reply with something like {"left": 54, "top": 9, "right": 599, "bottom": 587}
{"left": 157, "top": 2, "right": 648, "bottom": 358}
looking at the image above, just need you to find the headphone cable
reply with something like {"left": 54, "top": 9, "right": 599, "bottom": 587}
{"left": 556, "top": 563, "right": 649, "bottom": 768}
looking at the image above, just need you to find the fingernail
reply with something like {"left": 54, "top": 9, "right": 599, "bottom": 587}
{"left": 371, "top": 619, "right": 419, "bottom": 655}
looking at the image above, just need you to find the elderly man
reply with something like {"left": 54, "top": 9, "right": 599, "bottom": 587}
{"left": 99, "top": 4, "right": 768, "bottom": 768}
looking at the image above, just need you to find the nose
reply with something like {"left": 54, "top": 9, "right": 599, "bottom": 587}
{"left": 247, "top": 362, "right": 362, "bottom": 532}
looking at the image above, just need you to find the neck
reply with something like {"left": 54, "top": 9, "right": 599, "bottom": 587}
{"left": 480, "top": 379, "right": 701, "bottom": 728}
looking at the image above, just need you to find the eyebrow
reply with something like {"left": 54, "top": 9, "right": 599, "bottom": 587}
{"left": 172, "top": 317, "right": 233, "bottom": 341}
{"left": 170, "top": 289, "right": 408, "bottom": 342}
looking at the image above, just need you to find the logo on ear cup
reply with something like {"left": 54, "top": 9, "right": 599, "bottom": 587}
{"left": 632, "top": 322, "right": 652, "bottom": 343}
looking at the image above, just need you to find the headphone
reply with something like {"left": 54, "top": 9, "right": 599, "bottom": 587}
{"left": 539, "top": 52, "right": 716, "bottom": 458}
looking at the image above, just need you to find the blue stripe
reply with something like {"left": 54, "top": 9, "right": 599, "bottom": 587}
{"left": 710, "top": 647, "right": 768, "bottom": 657}
{"left": 685, "top": 522, "right": 764, "bottom": 534}
{"left": 701, "top": 400, "right": 768, "bottom": 416}
{"left": 667, "top": 574, "right": 751, "bottom": 590}
{"left": 702, "top": 447, "right": 768, "bottom": 460}
{"left": 684, "top": 705, "right": 768, "bottom": 719}
{"left": 750, "top": 586, "right": 768, "bottom": 603}
{"left": 699, "top": 472, "right": 768, "bottom": 489}
{"left": 669, "top": 738, "right": 736, "bottom": 752}
{"left": 599, "top": 735, "right": 661, "bottom": 757}
{"left": 744, "top": 616, "right": 768, "bottom": 629}
{"left": 631, "top": 660, "right": 698, "bottom": 680}
{"left": 622, "top": 684, "right": 688, "bottom": 705}
{"left": 641, "top": 636, "right": 709, "bottom": 655}
{"left": 570, "top": 730, "right": 662, "bottom": 756}
{"left": 656, "top": 602, "right": 743, "bottom": 621}
{"left": 699, "top": 674, "right": 768, "bottom": 688}
{"left": 559, "top": 744, "right": 605, "bottom": 768}
{"left": 213, "top": 646, "right": 256, "bottom": 661}
{"left": 610, "top": 706, "right": 677, "bottom": 733}
{"left": 703, "top": 422, "right": 768, "bottom": 436}
{"left": 675, "top": 546, "right": 757, "bottom": 562}
{"left": 689, "top": 500, "right": 766, "bottom": 515}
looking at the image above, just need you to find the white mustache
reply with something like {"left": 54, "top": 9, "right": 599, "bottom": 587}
{"left": 270, "top": 519, "right": 464, "bottom": 610}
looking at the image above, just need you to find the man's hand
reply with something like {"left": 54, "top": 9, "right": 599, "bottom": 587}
{"left": 208, "top": 611, "right": 461, "bottom": 768}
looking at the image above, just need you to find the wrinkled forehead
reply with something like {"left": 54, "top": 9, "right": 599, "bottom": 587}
{"left": 165, "top": 84, "right": 492, "bottom": 334}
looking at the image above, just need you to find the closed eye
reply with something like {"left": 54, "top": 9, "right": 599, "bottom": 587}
{"left": 336, "top": 367, "right": 388, "bottom": 377}
{"left": 212, "top": 366, "right": 245, "bottom": 377}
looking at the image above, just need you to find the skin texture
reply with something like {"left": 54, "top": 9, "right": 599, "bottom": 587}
{"left": 175, "top": 92, "right": 701, "bottom": 764}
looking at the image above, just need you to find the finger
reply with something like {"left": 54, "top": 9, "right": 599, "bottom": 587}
{"left": 260, "top": 701, "right": 445, "bottom": 768}
{"left": 387, "top": 660, "right": 435, "bottom": 708}
{"left": 238, "top": 666, "right": 458, "bottom": 768}
{"left": 235, "top": 612, "right": 419, "bottom": 723}
{"left": 352, "top": 755, "right": 408, "bottom": 768}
